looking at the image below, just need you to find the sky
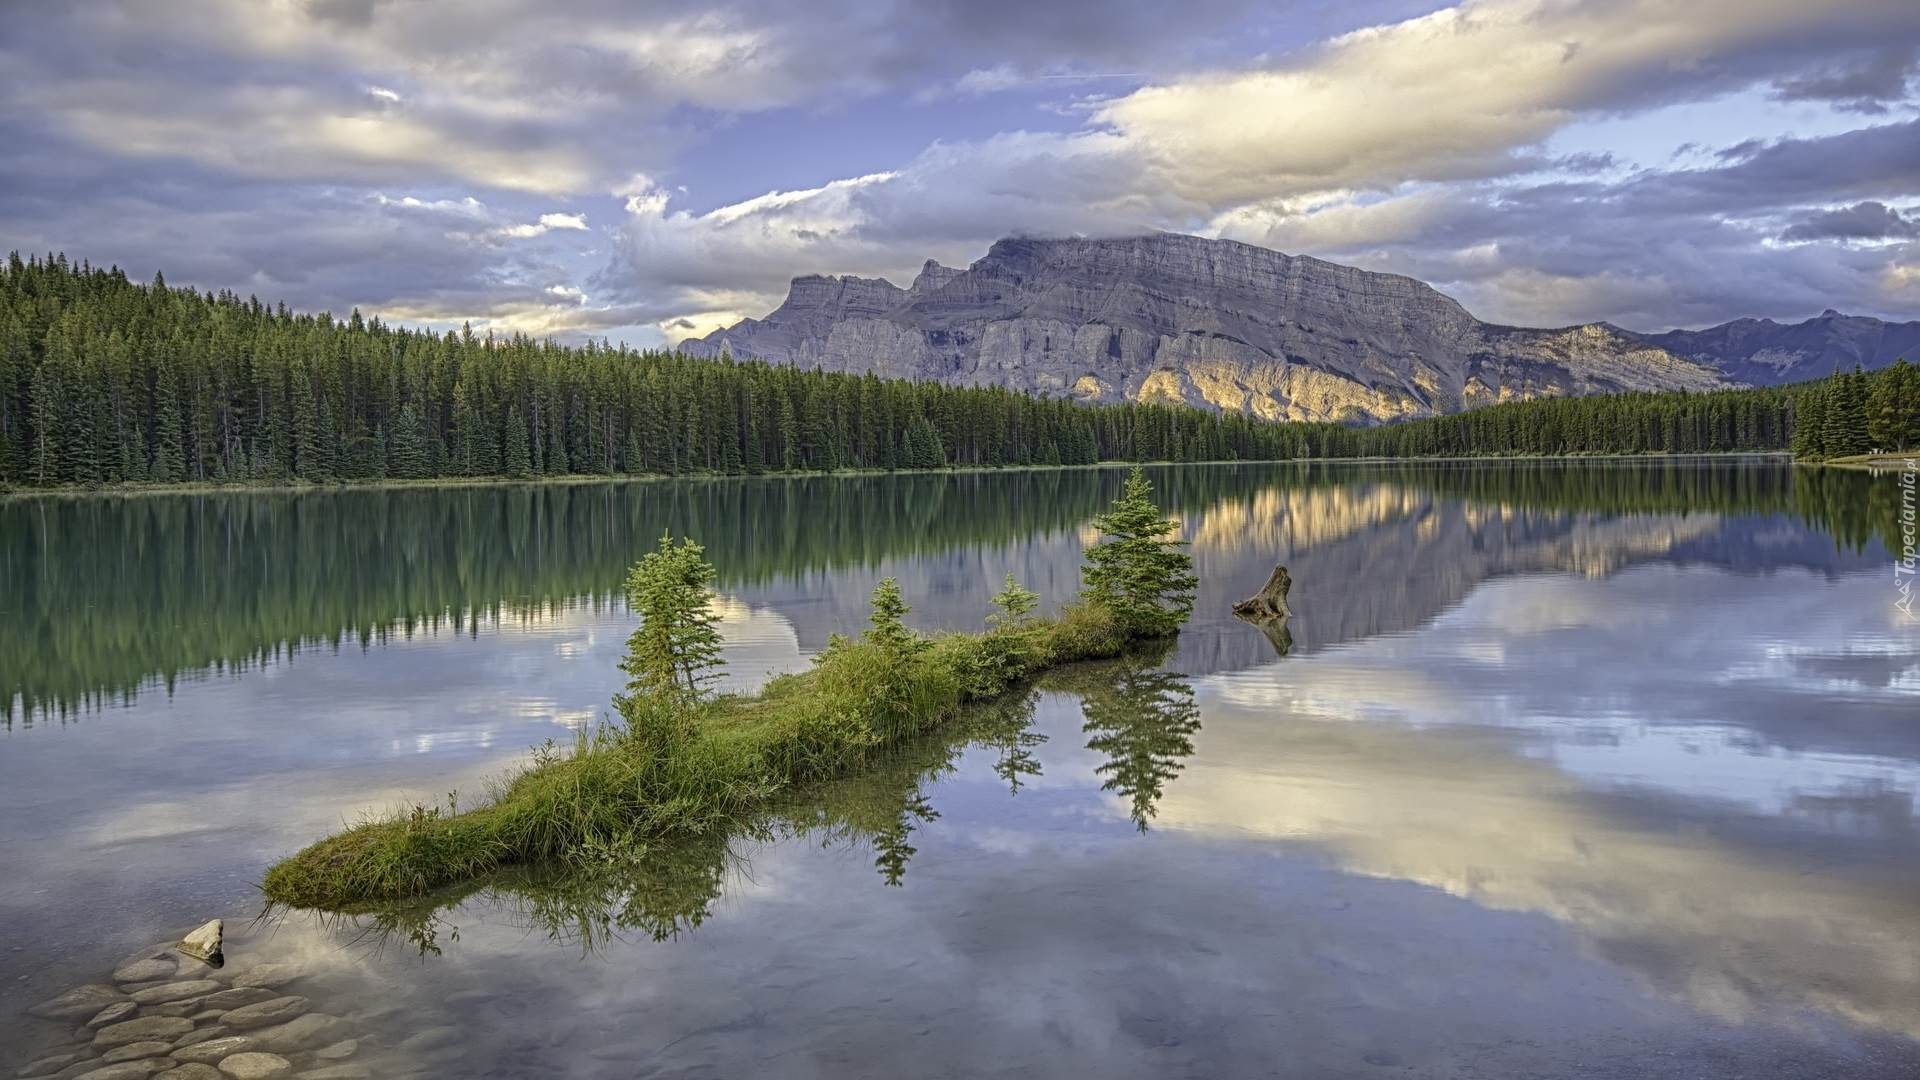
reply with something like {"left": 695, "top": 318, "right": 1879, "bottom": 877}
{"left": 1, "top": 0, "right": 1916, "bottom": 348}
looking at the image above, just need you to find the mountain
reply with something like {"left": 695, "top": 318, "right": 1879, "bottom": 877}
{"left": 677, "top": 233, "right": 1731, "bottom": 423}
{"left": 1634, "top": 310, "right": 1920, "bottom": 386}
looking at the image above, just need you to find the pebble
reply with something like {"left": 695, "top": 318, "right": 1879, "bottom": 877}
{"left": 110, "top": 960, "right": 176, "bottom": 985}
{"left": 217, "top": 998, "right": 308, "bottom": 1032}
{"left": 168, "top": 1037, "right": 258, "bottom": 1066}
{"left": 309, "top": 1042, "right": 355, "bottom": 1062}
{"left": 214, "top": 1054, "right": 291, "bottom": 1080}
{"left": 187, "top": 1011, "right": 226, "bottom": 1023}
{"left": 29, "top": 986, "right": 129, "bottom": 1022}
{"left": 128, "top": 982, "right": 221, "bottom": 1006}
{"left": 99, "top": 1043, "right": 171, "bottom": 1065}
{"left": 93, "top": 1017, "right": 194, "bottom": 1049}
{"left": 87, "top": 1003, "right": 139, "bottom": 1029}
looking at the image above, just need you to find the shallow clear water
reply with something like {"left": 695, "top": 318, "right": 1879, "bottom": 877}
{"left": 4, "top": 461, "right": 1917, "bottom": 1078}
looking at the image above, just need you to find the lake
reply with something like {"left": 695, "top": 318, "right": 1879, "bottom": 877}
{"left": 4, "top": 460, "right": 1917, "bottom": 1079}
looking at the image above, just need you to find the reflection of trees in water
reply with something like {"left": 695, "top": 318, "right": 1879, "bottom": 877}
{"left": 11, "top": 459, "right": 1890, "bottom": 724}
{"left": 1044, "top": 655, "right": 1202, "bottom": 832}
{"left": 319, "top": 652, "right": 1207, "bottom": 956}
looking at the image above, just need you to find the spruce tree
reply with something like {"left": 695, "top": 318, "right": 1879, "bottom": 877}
{"left": 1791, "top": 386, "right": 1826, "bottom": 461}
{"left": 503, "top": 407, "right": 533, "bottom": 479}
{"left": 1081, "top": 468, "right": 1198, "bottom": 638}
{"left": 618, "top": 532, "right": 725, "bottom": 708}
{"left": 863, "top": 578, "right": 926, "bottom": 656}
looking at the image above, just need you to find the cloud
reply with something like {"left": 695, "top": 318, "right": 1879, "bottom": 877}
{"left": 1780, "top": 201, "right": 1919, "bottom": 243}
{"left": 608, "top": 0, "right": 1920, "bottom": 334}
{"left": 1773, "top": 43, "right": 1918, "bottom": 112}
{"left": 494, "top": 212, "right": 590, "bottom": 239}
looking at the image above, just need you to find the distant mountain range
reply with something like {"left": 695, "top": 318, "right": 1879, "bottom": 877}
{"left": 678, "top": 233, "right": 1918, "bottom": 423}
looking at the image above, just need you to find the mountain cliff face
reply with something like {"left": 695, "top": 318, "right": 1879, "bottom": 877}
{"left": 1635, "top": 310, "right": 1920, "bottom": 386}
{"left": 678, "top": 233, "right": 1729, "bottom": 423}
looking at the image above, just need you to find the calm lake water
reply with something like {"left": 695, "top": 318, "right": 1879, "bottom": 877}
{"left": 3, "top": 460, "right": 1917, "bottom": 1078}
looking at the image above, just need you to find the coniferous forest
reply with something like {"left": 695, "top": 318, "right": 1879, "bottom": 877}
{"left": 0, "top": 253, "right": 1912, "bottom": 491}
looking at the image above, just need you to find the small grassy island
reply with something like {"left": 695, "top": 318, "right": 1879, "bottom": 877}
{"left": 263, "top": 469, "right": 1199, "bottom": 909}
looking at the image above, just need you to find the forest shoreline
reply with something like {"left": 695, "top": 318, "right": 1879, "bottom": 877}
{"left": 0, "top": 450, "right": 1797, "bottom": 500}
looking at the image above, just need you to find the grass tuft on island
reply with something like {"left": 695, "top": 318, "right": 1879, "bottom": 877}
{"left": 262, "top": 469, "right": 1198, "bottom": 910}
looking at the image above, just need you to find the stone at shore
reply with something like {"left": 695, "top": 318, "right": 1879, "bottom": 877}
{"left": 159, "top": 1067, "right": 225, "bottom": 1080}
{"left": 15, "top": 1052, "right": 87, "bottom": 1078}
{"left": 128, "top": 981, "right": 221, "bottom": 1006}
{"left": 87, "top": 1003, "right": 139, "bottom": 1029}
{"left": 225, "top": 966, "right": 297, "bottom": 991}
{"left": 176, "top": 922, "right": 223, "bottom": 965}
{"left": 92, "top": 1017, "right": 194, "bottom": 1049}
{"left": 310, "top": 1041, "right": 355, "bottom": 1062}
{"left": 249, "top": 1014, "right": 344, "bottom": 1053}
{"left": 217, "top": 998, "right": 308, "bottom": 1031}
{"left": 98, "top": 1044, "right": 170, "bottom": 1065}
{"left": 168, "top": 1037, "right": 258, "bottom": 1066}
{"left": 215, "top": 1054, "right": 291, "bottom": 1080}
{"left": 110, "top": 959, "right": 176, "bottom": 985}
{"left": 30, "top": 986, "right": 129, "bottom": 1022}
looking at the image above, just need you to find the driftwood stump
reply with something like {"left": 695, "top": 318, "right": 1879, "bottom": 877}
{"left": 1232, "top": 564, "right": 1292, "bottom": 621}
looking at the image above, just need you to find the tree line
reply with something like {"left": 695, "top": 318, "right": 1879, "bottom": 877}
{"left": 1788, "top": 360, "right": 1919, "bottom": 461}
{"left": 3, "top": 252, "right": 1913, "bottom": 490}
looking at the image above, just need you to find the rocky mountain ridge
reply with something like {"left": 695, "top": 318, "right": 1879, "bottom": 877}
{"left": 679, "top": 233, "right": 1914, "bottom": 423}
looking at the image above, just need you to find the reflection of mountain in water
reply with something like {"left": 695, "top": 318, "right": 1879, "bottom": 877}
{"left": 2, "top": 460, "right": 1889, "bottom": 721}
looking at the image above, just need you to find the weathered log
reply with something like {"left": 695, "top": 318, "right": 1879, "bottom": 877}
{"left": 1231, "top": 564, "right": 1291, "bottom": 621}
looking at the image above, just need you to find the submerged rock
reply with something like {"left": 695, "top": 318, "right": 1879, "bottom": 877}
{"left": 293, "top": 1066, "right": 369, "bottom": 1080}
{"left": 219, "top": 997, "right": 308, "bottom": 1031}
{"left": 70, "top": 1053, "right": 171, "bottom": 1068}
{"left": 160, "top": 1067, "right": 225, "bottom": 1080}
{"left": 226, "top": 965, "right": 298, "bottom": 991}
{"left": 91, "top": 1017, "right": 193, "bottom": 1049}
{"left": 195, "top": 988, "right": 277, "bottom": 1012}
{"left": 86, "top": 1003, "right": 139, "bottom": 1029}
{"left": 29, "top": 986, "right": 128, "bottom": 1023}
{"left": 171, "top": 1027, "right": 235, "bottom": 1051}
{"left": 176, "top": 922, "right": 223, "bottom": 966}
{"left": 97, "top": 1043, "right": 170, "bottom": 1065}
{"left": 128, "top": 981, "right": 220, "bottom": 1006}
{"left": 249, "top": 1014, "right": 345, "bottom": 1053}
{"left": 15, "top": 1051, "right": 87, "bottom": 1078}
{"left": 214, "top": 1053, "right": 291, "bottom": 1079}
{"left": 109, "top": 959, "right": 175, "bottom": 985}
{"left": 168, "top": 1037, "right": 257, "bottom": 1065}
{"left": 310, "top": 1041, "right": 356, "bottom": 1061}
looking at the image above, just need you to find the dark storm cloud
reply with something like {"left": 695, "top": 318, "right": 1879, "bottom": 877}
{"left": 1781, "top": 201, "right": 1919, "bottom": 243}
{"left": 1773, "top": 44, "right": 1918, "bottom": 113}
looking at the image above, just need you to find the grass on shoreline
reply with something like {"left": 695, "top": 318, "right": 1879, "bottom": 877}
{"left": 262, "top": 600, "right": 1139, "bottom": 909}
{"left": 1804, "top": 453, "right": 1918, "bottom": 473}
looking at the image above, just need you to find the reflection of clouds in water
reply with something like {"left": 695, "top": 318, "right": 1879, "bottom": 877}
{"left": 1180, "top": 565, "right": 1920, "bottom": 1042}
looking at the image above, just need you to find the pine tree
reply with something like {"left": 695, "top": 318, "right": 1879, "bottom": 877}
{"left": 1866, "top": 359, "right": 1918, "bottom": 451}
{"left": 863, "top": 577, "right": 926, "bottom": 656}
{"left": 1081, "top": 468, "right": 1198, "bottom": 638}
{"left": 616, "top": 531, "right": 725, "bottom": 708}
{"left": 502, "top": 407, "right": 532, "bottom": 478}
{"left": 1791, "top": 385, "right": 1826, "bottom": 461}
{"left": 390, "top": 404, "right": 428, "bottom": 478}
